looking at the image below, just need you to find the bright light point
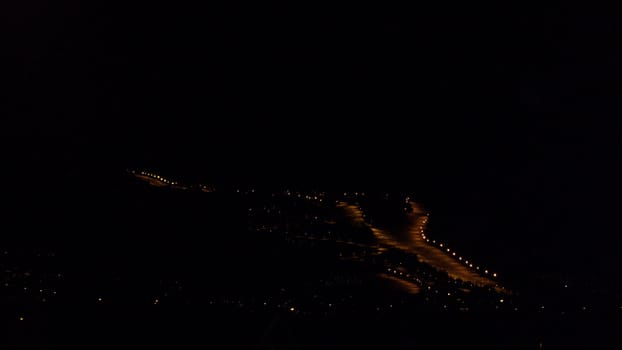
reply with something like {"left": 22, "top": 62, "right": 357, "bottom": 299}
{"left": 485, "top": 270, "right": 488, "bottom": 274}
{"left": 499, "top": 299, "right": 504, "bottom": 303}
{"left": 290, "top": 307, "right": 295, "bottom": 311}
{"left": 493, "top": 273, "right": 497, "bottom": 277}
{"left": 97, "top": 297, "right": 102, "bottom": 302}
{"left": 452, "top": 252, "right": 456, "bottom": 256}
{"left": 439, "top": 243, "right": 443, "bottom": 247}
{"left": 19, "top": 316, "right": 24, "bottom": 321}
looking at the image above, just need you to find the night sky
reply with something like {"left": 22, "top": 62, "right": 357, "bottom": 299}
{"left": 3, "top": 1, "right": 622, "bottom": 290}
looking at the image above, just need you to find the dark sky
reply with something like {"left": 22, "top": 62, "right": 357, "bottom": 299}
{"left": 3, "top": 2, "right": 622, "bottom": 282}
{"left": 4, "top": 2, "right": 618, "bottom": 171}
{"left": 5, "top": 1, "right": 619, "bottom": 200}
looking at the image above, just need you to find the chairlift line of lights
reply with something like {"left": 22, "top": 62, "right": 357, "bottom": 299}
{"left": 133, "top": 170, "right": 218, "bottom": 192}
{"left": 134, "top": 170, "right": 179, "bottom": 186}
{"left": 418, "top": 212, "right": 498, "bottom": 279}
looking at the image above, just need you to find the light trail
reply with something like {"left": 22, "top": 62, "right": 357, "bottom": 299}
{"left": 378, "top": 273, "right": 421, "bottom": 295}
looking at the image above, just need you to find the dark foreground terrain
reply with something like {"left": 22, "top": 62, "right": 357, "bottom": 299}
{"left": 1, "top": 171, "right": 621, "bottom": 349}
